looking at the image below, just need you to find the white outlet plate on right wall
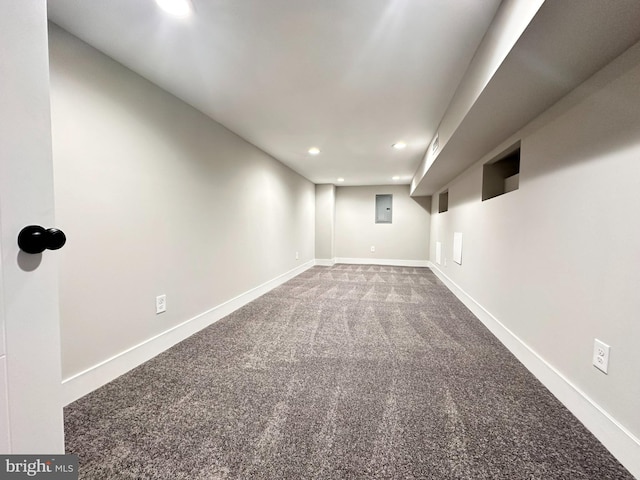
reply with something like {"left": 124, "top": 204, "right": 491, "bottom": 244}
{"left": 593, "top": 339, "right": 610, "bottom": 374}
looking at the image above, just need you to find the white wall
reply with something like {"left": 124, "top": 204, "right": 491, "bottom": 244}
{"left": 315, "top": 184, "right": 335, "bottom": 262}
{"left": 335, "top": 185, "right": 430, "bottom": 265}
{"left": 430, "top": 39, "right": 640, "bottom": 475}
{"left": 49, "top": 25, "right": 315, "bottom": 397}
{"left": 413, "top": 0, "right": 543, "bottom": 188}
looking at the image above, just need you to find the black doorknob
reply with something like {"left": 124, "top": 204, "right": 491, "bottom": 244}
{"left": 18, "top": 225, "right": 67, "bottom": 254}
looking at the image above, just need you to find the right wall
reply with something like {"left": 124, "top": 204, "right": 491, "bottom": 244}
{"left": 430, "top": 39, "right": 640, "bottom": 473}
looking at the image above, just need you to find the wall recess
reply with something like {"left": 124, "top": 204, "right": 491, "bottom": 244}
{"left": 438, "top": 190, "right": 449, "bottom": 213}
{"left": 482, "top": 141, "right": 521, "bottom": 201}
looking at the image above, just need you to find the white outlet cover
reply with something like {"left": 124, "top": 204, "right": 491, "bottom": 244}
{"left": 371, "top": 246, "right": 375, "bottom": 252}
{"left": 435, "top": 242, "right": 442, "bottom": 265}
{"left": 156, "top": 294, "right": 167, "bottom": 314}
{"left": 593, "top": 339, "right": 610, "bottom": 374}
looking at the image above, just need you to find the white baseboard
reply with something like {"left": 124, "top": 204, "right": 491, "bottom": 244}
{"left": 62, "top": 260, "right": 315, "bottom": 406}
{"left": 315, "top": 258, "right": 336, "bottom": 266}
{"left": 334, "top": 257, "right": 430, "bottom": 267}
{"left": 427, "top": 262, "right": 640, "bottom": 479}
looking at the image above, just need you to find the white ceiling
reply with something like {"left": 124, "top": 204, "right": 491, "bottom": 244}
{"left": 47, "top": 0, "right": 502, "bottom": 186}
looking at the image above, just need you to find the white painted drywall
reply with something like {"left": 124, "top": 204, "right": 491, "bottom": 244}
{"left": 430, "top": 39, "right": 640, "bottom": 470}
{"left": 335, "top": 185, "right": 430, "bottom": 262}
{"left": 48, "top": 25, "right": 315, "bottom": 382}
{"left": 315, "top": 184, "right": 335, "bottom": 261}
{"left": 413, "top": 0, "right": 544, "bottom": 189}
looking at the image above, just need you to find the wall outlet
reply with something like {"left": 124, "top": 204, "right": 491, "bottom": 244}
{"left": 593, "top": 339, "right": 610, "bottom": 374}
{"left": 156, "top": 294, "right": 167, "bottom": 314}
{"left": 295, "top": 251, "right": 299, "bottom": 260}
{"left": 370, "top": 246, "right": 375, "bottom": 252}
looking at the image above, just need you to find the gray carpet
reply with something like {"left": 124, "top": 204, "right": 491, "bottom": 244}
{"left": 64, "top": 265, "right": 633, "bottom": 479}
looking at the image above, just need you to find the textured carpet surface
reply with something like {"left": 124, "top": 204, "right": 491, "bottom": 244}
{"left": 65, "top": 265, "right": 633, "bottom": 479}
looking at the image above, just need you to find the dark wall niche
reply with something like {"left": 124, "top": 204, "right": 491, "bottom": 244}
{"left": 482, "top": 142, "right": 521, "bottom": 201}
{"left": 438, "top": 190, "right": 449, "bottom": 213}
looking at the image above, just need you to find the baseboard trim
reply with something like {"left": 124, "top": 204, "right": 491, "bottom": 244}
{"left": 315, "top": 258, "right": 336, "bottom": 266}
{"left": 62, "top": 260, "right": 315, "bottom": 406}
{"left": 334, "top": 257, "right": 430, "bottom": 267}
{"left": 427, "top": 262, "right": 640, "bottom": 478}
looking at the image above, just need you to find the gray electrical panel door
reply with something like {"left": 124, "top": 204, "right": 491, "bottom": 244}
{"left": 375, "top": 194, "right": 392, "bottom": 223}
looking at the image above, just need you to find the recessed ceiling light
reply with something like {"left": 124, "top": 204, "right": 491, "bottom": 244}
{"left": 308, "top": 147, "right": 320, "bottom": 155}
{"left": 156, "top": 0, "right": 192, "bottom": 17}
{"left": 392, "top": 142, "right": 407, "bottom": 150}
{"left": 337, "top": 177, "right": 345, "bottom": 182}
{"left": 392, "top": 176, "right": 400, "bottom": 180}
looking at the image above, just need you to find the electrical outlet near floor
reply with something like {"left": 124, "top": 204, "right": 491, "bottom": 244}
{"left": 156, "top": 294, "right": 167, "bottom": 314}
{"left": 296, "top": 251, "right": 299, "bottom": 260}
{"left": 370, "top": 246, "right": 375, "bottom": 252}
{"left": 593, "top": 339, "right": 610, "bottom": 374}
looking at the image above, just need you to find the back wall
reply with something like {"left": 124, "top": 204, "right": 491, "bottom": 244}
{"left": 335, "top": 185, "right": 430, "bottom": 265}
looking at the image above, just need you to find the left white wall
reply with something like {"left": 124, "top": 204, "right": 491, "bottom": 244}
{"left": 48, "top": 25, "right": 315, "bottom": 403}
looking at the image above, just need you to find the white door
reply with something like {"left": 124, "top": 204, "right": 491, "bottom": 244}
{"left": 0, "top": 0, "right": 65, "bottom": 453}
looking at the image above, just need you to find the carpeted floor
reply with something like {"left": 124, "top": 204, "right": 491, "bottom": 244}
{"left": 64, "top": 265, "right": 633, "bottom": 479}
